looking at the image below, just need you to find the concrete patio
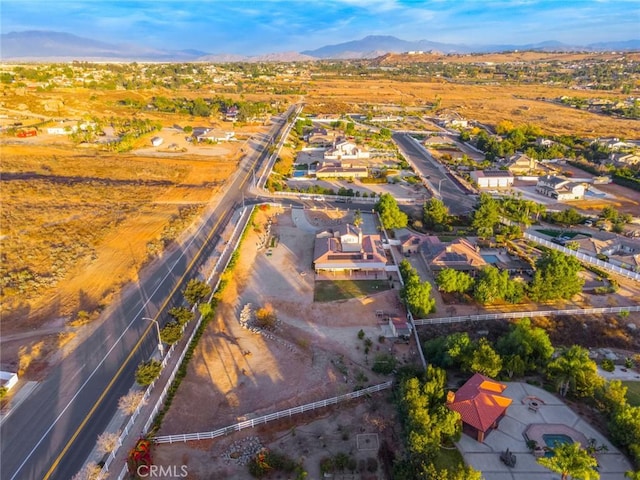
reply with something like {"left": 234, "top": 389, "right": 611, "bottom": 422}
{"left": 456, "top": 382, "right": 634, "bottom": 480}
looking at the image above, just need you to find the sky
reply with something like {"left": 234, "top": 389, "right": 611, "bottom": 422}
{"left": 1, "top": 0, "right": 639, "bottom": 55}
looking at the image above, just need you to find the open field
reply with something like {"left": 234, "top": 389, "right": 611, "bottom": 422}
{"left": 0, "top": 83, "right": 273, "bottom": 374}
{"left": 305, "top": 78, "right": 639, "bottom": 138}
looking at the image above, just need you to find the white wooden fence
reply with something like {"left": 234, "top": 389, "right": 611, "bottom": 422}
{"left": 524, "top": 232, "right": 640, "bottom": 282}
{"left": 414, "top": 305, "right": 640, "bottom": 326}
{"left": 154, "top": 381, "right": 393, "bottom": 445}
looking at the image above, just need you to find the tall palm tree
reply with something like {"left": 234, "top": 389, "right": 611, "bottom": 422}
{"left": 538, "top": 442, "right": 599, "bottom": 480}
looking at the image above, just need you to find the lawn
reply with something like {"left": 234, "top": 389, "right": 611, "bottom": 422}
{"left": 314, "top": 280, "right": 390, "bottom": 302}
{"left": 623, "top": 381, "right": 640, "bottom": 406}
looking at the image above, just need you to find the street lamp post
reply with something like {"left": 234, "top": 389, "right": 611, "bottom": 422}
{"left": 438, "top": 178, "right": 445, "bottom": 195}
{"left": 142, "top": 317, "right": 164, "bottom": 357}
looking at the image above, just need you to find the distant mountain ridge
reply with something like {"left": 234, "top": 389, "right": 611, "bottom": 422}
{"left": 1, "top": 31, "right": 638, "bottom": 62}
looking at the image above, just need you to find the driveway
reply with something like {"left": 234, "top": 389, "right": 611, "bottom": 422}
{"left": 456, "top": 382, "right": 633, "bottom": 480}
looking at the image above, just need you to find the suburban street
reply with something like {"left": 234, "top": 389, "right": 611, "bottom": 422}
{"left": 0, "top": 105, "right": 298, "bottom": 480}
{"left": 393, "top": 132, "right": 476, "bottom": 215}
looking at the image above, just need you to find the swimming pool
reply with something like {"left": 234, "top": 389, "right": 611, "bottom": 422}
{"left": 481, "top": 254, "right": 500, "bottom": 264}
{"left": 543, "top": 433, "right": 574, "bottom": 456}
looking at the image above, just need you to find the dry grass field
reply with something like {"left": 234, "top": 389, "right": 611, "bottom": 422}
{"left": 305, "top": 78, "right": 638, "bottom": 138}
{"left": 1, "top": 142, "right": 236, "bottom": 326}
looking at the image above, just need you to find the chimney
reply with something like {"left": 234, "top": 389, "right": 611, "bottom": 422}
{"left": 446, "top": 391, "right": 455, "bottom": 404}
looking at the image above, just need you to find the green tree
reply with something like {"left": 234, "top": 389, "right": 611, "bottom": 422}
{"left": 597, "top": 379, "right": 628, "bottom": 416}
{"left": 550, "top": 208, "right": 584, "bottom": 226}
{"left": 436, "top": 269, "right": 474, "bottom": 294}
{"left": 473, "top": 266, "right": 508, "bottom": 304}
{"left": 423, "top": 198, "right": 449, "bottom": 229}
{"left": 503, "top": 354, "right": 527, "bottom": 378}
{"left": 469, "top": 338, "right": 502, "bottom": 377}
{"left": 160, "top": 321, "right": 183, "bottom": 345}
{"left": 472, "top": 193, "right": 500, "bottom": 238}
{"left": 183, "top": 278, "right": 212, "bottom": 306}
{"left": 168, "top": 306, "right": 194, "bottom": 326}
{"left": 496, "top": 318, "right": 554, "bottom": 373}
{"left": 609, "top": 404, "right": 640, "bottom": 466}
{"left": 135, "top": 360, "right": 162, "bottom": 386}
{"left": 547, "top": 345, "right": 604, "bottom": 398}
{"left": 537, "top": 442, "right": 600, "bottom": 480}
{"left": 375, "top": 193, "right": 408, "bottom": 230}
{"left": 529, "top": 250, "right": 584, "bottom": 302}
{"left": 402, "top": 275, "right": 436, "bottom": 318}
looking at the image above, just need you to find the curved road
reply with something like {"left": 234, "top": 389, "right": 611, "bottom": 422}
{"left": 0, "top": 105, "right": 299, "bottom": 480}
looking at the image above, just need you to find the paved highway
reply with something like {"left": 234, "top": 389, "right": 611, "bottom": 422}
{"left": 0, "top": 105, "right": 299, "bottom": 480}
{"left": 393, "top": 132, "right": 476, "bottom": 215}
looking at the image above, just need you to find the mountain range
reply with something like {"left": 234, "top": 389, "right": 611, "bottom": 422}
{"left": 1, "top": 31, "right": 639, "bottom": 62}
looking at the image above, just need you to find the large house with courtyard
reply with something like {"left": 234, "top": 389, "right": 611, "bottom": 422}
{"left": 313, "top": 224, "right": 387, "bottom": 276}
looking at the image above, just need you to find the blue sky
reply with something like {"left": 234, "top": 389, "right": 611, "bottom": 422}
{"left": 1, "top": 0, "right": 638, "bottom": 54}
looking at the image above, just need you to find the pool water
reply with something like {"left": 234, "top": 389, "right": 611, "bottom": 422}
{"left": 481, "top": 254, "right": 500, "bottom": 263}
{"left": 543, "top": 434, "right": 574, "bottom": 456}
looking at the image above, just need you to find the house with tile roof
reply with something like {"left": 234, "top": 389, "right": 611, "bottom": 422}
{"left": 446, "top": 373, "right": 512, "bottom": 443}
{"left": 313, "top": 224, "right": 387, "bottom": 275}
{"left": 422, "top": 238, "right": 487, "bottom": 275}
{"left": 506, "top": 153, "right": 538, "bottom": 175}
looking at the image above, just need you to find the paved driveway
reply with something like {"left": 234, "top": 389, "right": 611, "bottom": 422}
{"left": 456, "top": 382, "right": 634, "bottom": 480}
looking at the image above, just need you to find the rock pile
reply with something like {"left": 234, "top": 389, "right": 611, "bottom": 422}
{"left": 221, "top": 436, "right": 263, "bottom": 466}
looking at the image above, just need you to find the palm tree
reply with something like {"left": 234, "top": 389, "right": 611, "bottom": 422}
{"left": 546, "top": 345, "right": 602, "bottom": 398}
{"left": 537, "top": 442, "right": 599, "bottom": 480}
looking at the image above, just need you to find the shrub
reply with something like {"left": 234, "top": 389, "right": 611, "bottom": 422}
{"left": 255, "top": 307, "right": 277, "bottom": 330}
{"left": 357, "top": 329, "right": 365, "bottom": 340}
{"left": 602, "top": 358, "right": 616, "bottom": 372}
{"left": 372, "top": 354, "right": 397, "bottom": 374}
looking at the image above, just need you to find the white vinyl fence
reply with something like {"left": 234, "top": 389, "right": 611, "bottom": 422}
{"left": 414, "top": 305, "right": 640, "bottom": 326}
{"left": 524, "top": 232, "right": 640, "bottom": 282}
{"left": 154, "top": 381, "right": 393, "bottom": 445}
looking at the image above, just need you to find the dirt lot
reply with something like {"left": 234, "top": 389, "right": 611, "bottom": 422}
{"left": 155, "top": 208, "right": 416, "bottom": 478}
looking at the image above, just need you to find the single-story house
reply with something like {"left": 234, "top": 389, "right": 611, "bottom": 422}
{"left": 422, "top": 238, "right": 487, "bottom": 275}
{"left": 315, "top": 162, "right": 368, "bottom": 179}
{"left": 313, "top": 224, "right": 387, "bottom": 275}
{"left": 446, "top": 373, "right": 512, "bottom": 443}
{"left": 470, "top": 170, "right": 514, "bottom": 189}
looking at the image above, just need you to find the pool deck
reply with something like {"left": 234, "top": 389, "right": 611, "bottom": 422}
{"left": 456, "top": 382, "right": 634, "bottom": 480}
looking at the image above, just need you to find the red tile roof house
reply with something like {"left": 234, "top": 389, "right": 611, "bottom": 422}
{"left": 313, "top": 224, "right": 387, "bottom": 276}
{"left": 446, "top": 373, "right": 513, "bottom": 443}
